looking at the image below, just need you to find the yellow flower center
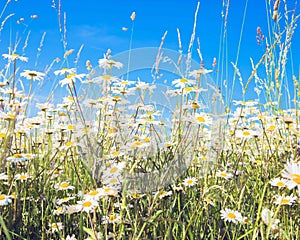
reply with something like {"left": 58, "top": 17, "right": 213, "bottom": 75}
{"left": 276, "top": 182, "right": 285, "bottom": 187}
{"left": 67, "top": 73, "right": 76, "bottom": 78}
{"left": 180, "top": 78, "right": 188, "bottom": 83}
{"left": 220, "top": 173, "right": 227, "bottom": 177}
{"left": 12, "top": 53, "right": 19, "bottom": 58}
{"left": 134, "top": 141, "right": 142, "bottom": 146}
{"left": 184, "top": 87, "right": 193, "bottom": 92}
{"left": 109, "top": 179, "right": 118, "bottom": 184}
{"left": 13, "top": 153, "right": 23, "bottom": 158}
{"left": 243, "top": 131, "right": 250, "bottom": 136}
{"left": 67, "top": 125, "right": 74, "bottom": 130}
{"left": 112, "top": 151, "right": 121, "bottom": 157}
{"left": 82, "top": 201, "right": 92, "bottom": 207}
{"left": 65, "top": 141, "right": 74, "bottom": 147}
{"left": 104, "top": 187, "right": 111, "bottom": 193}
{"left": 0, "top": 195, "right": 5, "bottom": 200}
{"left": 60, "top": 182, "right": 69, "bottom": 188}
{"left": 227, "top": 213, "right": 236, "bottom": 219}
{"left": 102, "top": 75, "right": 111, "bottom": 80}
{"left": 281, "top": 199, "right": 290, "bottom": 204}
{"left": 0, "top": 133, "right": 6, "bottom": 138}
{"left": 110, "top": 167, "right": 119, "bottom": 174}
{"left": 109, "top": 215, "right": 116, "bottom": 221}
{"left": 196, "top": 116, "right": 205, "bottom": 123}
{"left": 186, "top": 179, "right": 194, "bottom": 185}
{"left": 267, "top": 125, "right": 276, "bottom": 131}
{"left": 291, "top": 174, "right": 300, "bottom": 184}
{"left": 89, "top": 190, "right": 99, "bottom": 196}
{"left": 20, "top": 175, "right": 27, "bottom": 180}
{"left": 108, "top": 128, "right": 117, "bottom": 134}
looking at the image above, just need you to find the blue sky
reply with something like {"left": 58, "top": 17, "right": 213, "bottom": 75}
{"left": 0, "top": 0, "right": 299, "bottom": 107}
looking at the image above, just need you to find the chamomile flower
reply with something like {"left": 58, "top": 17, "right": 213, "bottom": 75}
{"left": 49, "top": 222, "right": 64, "bottom": 233}
{"left": 269, "top": 178, "right": 287, "bottom": 189}
{"left": 281, "top": 161, "right": 300, "bottom": 191}
{"left": 188, "top": 68, "right": 213, "bottom": 78}
{"left": 216, "top": 170, "right": 233, "bottom": 180}
{"left": 220, "top": 208, "right": 243, "bottom": 224}
{"left": 98, "top": 57, "right": 123, "bottom": 69}
{"left": 20, "top": 70, "right": 45, "bottom": 81}
{"left": 158, "top": 190, "right": 173, "bottom": 199}
{"left": 172, "top": 78, "right": 196, "bottom": 89}
{"left": 274, "top": 194, "right": 297, "bottom": 205}
{"left": 15, "top": 172, "right": 31, "bottom": 181}
{"left": 54, "top": 181, "right": 75, "bottom": 191}
{"left": 77, "top": 199, "right": 98, "bottom": 213}
{"left": 84, "top": 188, "right": 103, "bottom": 200}
{"left": 56, "top": 196, "right": 75, "bottom": 205}
{"left": 102, "top": 213, "right": 121, "bottom": 224}
{"left": 0, "top": 193, "right": 12, "bottom": 206}
{"left": 194, "top": 112, "right": 212, "bottom": 125}
{"left": 2, "top": 53, "right": 28, "bottom": 62}
{"left": 100, "top": 186, "right": 118, "bottom": 197}
{"left": 53, "top": 206, "right": 65, "bottom": 215}
{"left": 59, "top": 73, "right": 86, "bottom": 87}
{"left": 183, "top": 177, "right": 198, "bottom": 187}
{"left": 54, "top": 68, "right": 76, "bottom": 76}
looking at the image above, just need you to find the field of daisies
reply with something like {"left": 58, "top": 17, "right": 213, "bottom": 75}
{"left": 1, "top": 0, "right": 300, "bottom": 239}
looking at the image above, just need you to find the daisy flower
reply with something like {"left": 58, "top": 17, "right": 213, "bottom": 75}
{"left": 54, "top": 181, "right": 75, "bottom": 191}
{"left": 158, "top": 190, "right": 173, "bottom": 199}
{"left": 54, "top": 67, "right": 76, "bottom": 76}
{"left": 204, "top": 197, "right": 215, "bottom": 206}
{"left": 269, "top": 178, "right": 287, "bottom": 188}
{"left": 216, "top": 170, "right": 233, "bottom": 180}
{"left": 188, "top": 68, "right": 213, "bottom": 78}
{"left": 84, "top": 188, "right": 103, "bottom": 200}
{"left": 102, "top": 213, "right": 121, "bottom": 224}
{"left": 59, "top": 73, "right": 86, "bottom": 87}
{"left": 100, "top": 186, "right": 118, "bottom": 197}
{"left": 20, "top": 70, "right": 45, "bottom": 81}
{"left": 220, "top": 208, "right": 243, "bottom": 224}
{"left": 56, "top": 196, "right": 75, "bottom": 205}
{"left": 2, "top": 53, "right": 28, "bottom": 62}
{"left": 49, "top": 222, "right": 64, "bottom": 233}
{"left": 77, "top": 199, "right": 98, "bottom": 213}
{"left": 65, "top": 204, "right": 82, "bottom": 214}
{"left": 98, "top": 57, "right": 123, "bottom": 69}
{"left": 281, "top": 161, "right": 300, "bottom": 191}
{"left": 183, "top": 177, "right": 198, "bottom": 187}
{"left": 194, "top": 112, "right": 212, "bottom": 125}
{"left": 15, "top": 172, "right": 31, "bottom": 181}
{"left": 172, "top": 77, "right": 196, "bottom": 89}
{"left": 274, "top": 194, "right": 297, "bottom": 205}
{"left": 0, "top": 193, "right": 12, "bottom": 206}
{"left": 53, "top": 206, "right": 65, "bottom": 215}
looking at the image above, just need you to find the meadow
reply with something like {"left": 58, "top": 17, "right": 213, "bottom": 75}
{"left": 0, "top": 0, "right": 300, "bottom": 239}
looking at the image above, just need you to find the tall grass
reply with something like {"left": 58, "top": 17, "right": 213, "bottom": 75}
{"left": 0, "top": 0, "right": 299, "bottom": 239}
